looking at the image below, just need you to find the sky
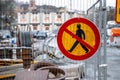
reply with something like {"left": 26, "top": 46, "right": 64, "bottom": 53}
{"left": 16, "top": 0, "right": 116, "bottom": 11}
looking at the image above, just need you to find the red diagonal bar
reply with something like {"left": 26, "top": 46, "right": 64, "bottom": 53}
{"left": 65, "top": 29, "right": 94, "bottom": 51}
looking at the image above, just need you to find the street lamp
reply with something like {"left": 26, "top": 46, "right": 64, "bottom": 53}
{"left": 14, "top": 25, "right": 17, "bottom": 37}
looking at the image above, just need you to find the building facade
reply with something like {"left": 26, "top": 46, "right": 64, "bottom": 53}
{"left": 17, "top": 0, "right": 85, "bottom": 33}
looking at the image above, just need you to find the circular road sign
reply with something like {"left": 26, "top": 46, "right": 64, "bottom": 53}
{"left": 57, "top": 18, "right": 100, "bottom": 60}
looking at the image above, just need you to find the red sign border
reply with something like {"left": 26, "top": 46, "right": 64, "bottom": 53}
{"left": 57, "top": 18, "right": 100, "bottom": 60}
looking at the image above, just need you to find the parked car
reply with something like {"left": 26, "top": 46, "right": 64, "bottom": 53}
{"left": 0, "top": 30, "right": 11, "bottom": 40}
{"left": 35, "top": 31, "right": 47, "bottom": 39}
{"left": 31, "top": 30, "right": 38, "bottom": 38}
{"left": 48, "top": 29, "right": 58, "bottom": 37}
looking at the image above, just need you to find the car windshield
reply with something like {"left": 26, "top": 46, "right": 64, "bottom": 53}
{"left": 52, "top": 29, "right": 58, "bottom": 34}
{"left": 107, "top": 24, "right": 120, "bottom": 28}
{"left": 38, "top": 32, "right": 46, "bottom": 36}
{"left": 32, "top": 31, "right": 37, "bottom": 34}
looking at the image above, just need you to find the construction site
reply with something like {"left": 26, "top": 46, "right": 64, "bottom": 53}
{"left": 0, "top": 0, "right": 120, "bottom": 80}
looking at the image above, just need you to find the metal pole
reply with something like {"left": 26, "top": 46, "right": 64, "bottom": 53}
{"left": 28, "top": 11, "right": 31, "bottom": 31}
{"left": 102, "top": 0, "right": 107, "bottom": 80}
{"left": 39, "top": 1, "right": 42, "bottom": 31}
{"left": 97, "top": 0, "right": 103, "bottom": 80}
{"left": 93, "top": 7, "right": 96, "bottom": 24}
{"left": 87, "top": 0, "right": 100, "bottom": 15}
{"left": 93, "top": 7, "right": 97, "bottom": 80}
{"left": 1, "top": 13, "right": 4, "bottom": 30}
{"left": 70, "top": 0, "right": 72, "bottom": 10}
{"left": 52, "top": 12, "right": 55, "bottom": 32}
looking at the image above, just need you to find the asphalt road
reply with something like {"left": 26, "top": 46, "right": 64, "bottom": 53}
{"left": 107, "top": 47, "right": 120, "bottom": 80}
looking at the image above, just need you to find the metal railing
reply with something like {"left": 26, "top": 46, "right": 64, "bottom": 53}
{"left": 86, "top": 0, "right": 107, "bottom": 80}
{"left": 1, "top": 0, "right": 107, "bottom": 80}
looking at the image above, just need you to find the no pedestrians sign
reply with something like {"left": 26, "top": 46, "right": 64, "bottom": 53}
{"left": 57, "top": 18, "right": 100, "bottom": 60}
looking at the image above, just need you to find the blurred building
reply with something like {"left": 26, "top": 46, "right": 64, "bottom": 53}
{"left": 16, "top": 0, "right": 85, "bottom": 33}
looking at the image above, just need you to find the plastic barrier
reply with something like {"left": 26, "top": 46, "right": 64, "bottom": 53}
{"left": 111, "top": 28, "right": 120, "bottom": 36}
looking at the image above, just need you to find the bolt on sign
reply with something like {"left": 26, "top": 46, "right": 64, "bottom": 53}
{"left": 57, "top": 18, "right": 100, "bottom": 60}
{"left": 115, "top": 0, "right": 120, "bottom": 23}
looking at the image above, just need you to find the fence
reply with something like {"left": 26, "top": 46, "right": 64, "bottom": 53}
{"left": 1, "top": 0, "right": 107, "bottom": 80}
{"left": 86, "top": 0, "right": 107, "bottom": 80}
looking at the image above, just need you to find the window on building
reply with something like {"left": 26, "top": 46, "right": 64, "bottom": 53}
{"left": 32, "top": 13, "right": 38, "bottom": 22}
{"left": 33, "top": 24, "right": 38, "bottom": 30}
{"left": 21, "top": 24, "right": 26, "bottom": 26}
{"left": 45, "top": 26, "right": 49, "bottom": 30}
{"left": 56, "top": 13, "right": 62, "bottom": 22}
{"left": 69, "top": 12, "right": 74, "bottom": 18}
{"left": 21, "top": 12, "right": 26, "bottom": 22}
{"left": 44, "top": 24, "right": 49, "bottom": 30}
{"left": 44, "top": 13, "right": 50, "bottom": 22}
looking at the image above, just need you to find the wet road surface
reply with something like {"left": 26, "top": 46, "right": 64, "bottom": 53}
{"left": 107, "top": 47, "right": 120, "bottom": 80}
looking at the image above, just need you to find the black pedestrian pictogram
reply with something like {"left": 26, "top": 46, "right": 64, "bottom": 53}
{"left": 68, "top": 24, "right": 89, "bottom": 53}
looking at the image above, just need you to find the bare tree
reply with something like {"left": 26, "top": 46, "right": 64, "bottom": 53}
{"left": 0, "top": 0, "right": 17, "bottom": 30}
